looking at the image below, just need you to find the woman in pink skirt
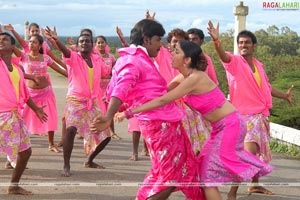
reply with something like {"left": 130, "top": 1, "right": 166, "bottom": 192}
{"left": 20, "top": 35, "right": 67, "bottom": 154}
{"left": 116, "top": 40, "right": 274, "bottom": 200}
{"left": 94, "top": 35, "right": 121, "bottom": 140}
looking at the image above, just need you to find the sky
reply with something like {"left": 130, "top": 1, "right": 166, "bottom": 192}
{"left": 0, "top": 0, "right": 299, "bottom": 37}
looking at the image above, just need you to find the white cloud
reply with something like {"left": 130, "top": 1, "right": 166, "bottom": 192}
{"left": 0, "top": 0, "right": 299, "bottom": 36}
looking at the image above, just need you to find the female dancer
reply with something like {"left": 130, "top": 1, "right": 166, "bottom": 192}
{"left": 4, "top": 23, "right": 66, "bottom": 69}
{"left": 94, "top": 35, "right": 121, "bottom": 140}
{"left": 114, "top": 40, "right": 274, "bottom": 200}
{"left": 20, "top": 34, "right": 67, "bottom": 154}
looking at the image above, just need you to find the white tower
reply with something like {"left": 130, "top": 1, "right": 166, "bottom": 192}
{"left": 24, "top": 21, "right": 29, "bottom": 40}
{"left": 233, "top": 1, "right": 248, "bottom": 54}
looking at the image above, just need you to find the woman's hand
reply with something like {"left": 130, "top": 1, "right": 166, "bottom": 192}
{"left": 114, "top": 112, "right": 126, "bottom": 123}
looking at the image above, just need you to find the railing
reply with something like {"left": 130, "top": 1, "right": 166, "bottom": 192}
{"left": 270, "top": 123, "right": 300, "bottom": 146}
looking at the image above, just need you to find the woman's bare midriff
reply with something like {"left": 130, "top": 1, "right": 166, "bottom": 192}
{"left": 26, "top": 76, "right": 49, "bottom": 89}
{"left": 203, "top": 101, "right": 236, "bottom": 123}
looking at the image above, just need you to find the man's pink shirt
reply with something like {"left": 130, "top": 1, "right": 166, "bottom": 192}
{"left": 222, "top": 52, "right": 272, "bottom": 116}
{"left": 63, "top": 51, "right": 102, "bottom": 106}
{"left": 0, "top": 57, "right": 29, "bottom": 112}
{"left": 107, "top": 46, "right": 184, "bottom": 122}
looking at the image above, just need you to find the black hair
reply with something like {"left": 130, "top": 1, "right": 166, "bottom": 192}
{"left": 130, "top": 19, "right": 165, "bottom": 45}
{"left": 166, "top": 28, "right": 188, "bottom": 43}
{"left": 28, "top": 23, "right": 40, "bottom": 30}
{"left": 187, "top": 28, "right": 204, "bottom": 40}
{"left": 30, "top": 34, "right": 44, "bottom": 54}
{"left": 0, "top": 32, "right": 15, "bottom": 45}
{"left": 76, "top": 34, "right": 93, "bottom": 47}
{"left": 95, "top": 35, "right": 107, "bottom": 43}
{"left": 237, "top": 30, "right": 257, "bottom": 44}
{"left": 179, "top": 40, "right": 207, "bottom": 71}
{"left": 80, "top": 28, "right": 93, "bottom": 40}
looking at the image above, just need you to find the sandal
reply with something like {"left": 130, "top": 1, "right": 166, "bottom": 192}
{"left": 49, "top": 145, "right": 61, "bottom": 153}
{"left": 111, "top": 133, "right": 122, "bottom": 140}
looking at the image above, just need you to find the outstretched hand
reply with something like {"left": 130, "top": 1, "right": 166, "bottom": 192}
{"left": 43, "top": 26, "right": 58, "bottom": 41}
{"left": 207, "top": 20, "right": 220, "bottom": 41}
{"left": 3, "top": 24, "right": 14, "bottom": 32}
{"left": 116, "top": 26, "right": 124, "bottom": 38}
{"left": 145, "top": 9, "right": 156, "bottom": 20}
{"left": 90, "top": 116, "right": 112, "bottom": 134}
{"left": 286, "top": 85, "right": 294, "bottom": 105}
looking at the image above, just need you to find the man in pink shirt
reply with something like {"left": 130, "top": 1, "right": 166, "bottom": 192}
{"left": 44, "top": 28, "right": 111, "bottom": 177}
{"left": 91, "top": 19, "right": 203, "bottom": 200}
{"left": 207, "top": 21, "right": 293, "bottom": 198}
{"left": 0, "top": 32, "right": 47, "bottom": 195}
{"left": 187, "top": 28, "right": 219, "bottom": 85}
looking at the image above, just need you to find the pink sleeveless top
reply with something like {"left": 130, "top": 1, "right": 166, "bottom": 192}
{"left": 184, "top": 87, "right": 226, "bottom": 115}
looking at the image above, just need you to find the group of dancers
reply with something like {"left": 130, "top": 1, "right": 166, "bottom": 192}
{"left": 0, "top": 10, "right": 294, "bottom": 200}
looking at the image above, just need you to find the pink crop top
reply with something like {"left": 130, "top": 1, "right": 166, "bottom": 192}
{"left": 184, "top": 87, "right": 226, "bottom": 115}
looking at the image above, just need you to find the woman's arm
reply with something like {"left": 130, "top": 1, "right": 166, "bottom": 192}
{"left": 49, "top": 62, "right": 68, "bottom": 77}
{"left": 13, "top": 46, "right": 23, "bottom": 57}
{"left": 44, "top": 26, "right": 71, "bottom": 58}
{"left": 3, "top": 24, "right": 26, "bottom": 47}
{"left": 167, "top": 73, "right": 184, "bottom": 91}
{"left": 46, "top": 50, "right": 67, "bottom": 69}
{"left": 26, "top": 97, "right": 48, "bottom": 123}
{"left": 131, "top": 73, "right": 198, "bottom": 114}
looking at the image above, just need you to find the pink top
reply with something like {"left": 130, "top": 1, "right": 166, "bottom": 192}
{"left": 154, "top": 46, "right": 179, "bottom": 83}
{"left": 100, "top": 54, "right": 116, "bottom": 77}
{"left": 184, "top": 87, "right": 226, "bottom": 115}
{"left": 23, "top": 40, "right": 51, "bottom": 54}
{"left": 21, "top": 54, "right": 53, "bottom": 82}
{"left": 204, "top": 54, "right": 219, "bottom": 85}
{"left": 0, "top": 57, "right": 29, "bottom": 113}
{"left": 222, "top": 52, "right": 272, "bottom": 116}
{"left": 63, "top": 51, "right": 102, "bottom": 108}
{"left": 107, "top": 46, "right": 184, "bottom": 122}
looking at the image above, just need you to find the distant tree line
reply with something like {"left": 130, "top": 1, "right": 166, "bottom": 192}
{"left": 202, "top": 25, "right": 300, "bottom": 129}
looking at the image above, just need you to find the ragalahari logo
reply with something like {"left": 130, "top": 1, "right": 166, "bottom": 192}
{"left": 262, "top": 1, "right": 300, "bottom": 10}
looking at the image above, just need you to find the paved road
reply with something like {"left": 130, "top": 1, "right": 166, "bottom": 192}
{"left": 1, "top": 72, "right": 299, "bottom": 200}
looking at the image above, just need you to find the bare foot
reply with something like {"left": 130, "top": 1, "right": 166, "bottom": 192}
{"left": 61, "top": 167, "right": 71, "bottom": 177}
{"left": 248, "top": 186, "right": 274, "bottom": 195}
{"left": 140, "top": 150, "right": 149, "bottom": 156}
{"left": 56, "top": 141, "right": 63, "bottom": 147}
{"left": 84, "top": 162, "right": 105, "bottom": 169}
{"left": 129, "top": 154, "right": 138, "bottom": 161}
{"left": 5, "top": 161, "right": 14, "bottom": 169}
{"left": 7, "top": 186, "right": 33, "bottom": 195}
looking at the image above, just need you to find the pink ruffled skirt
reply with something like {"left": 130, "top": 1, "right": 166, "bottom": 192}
{"left": 22, "top": 86, "right": 58, "bottom": 134}
{"left": 198, "top": 111, "right": 274, "bottom": 187}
